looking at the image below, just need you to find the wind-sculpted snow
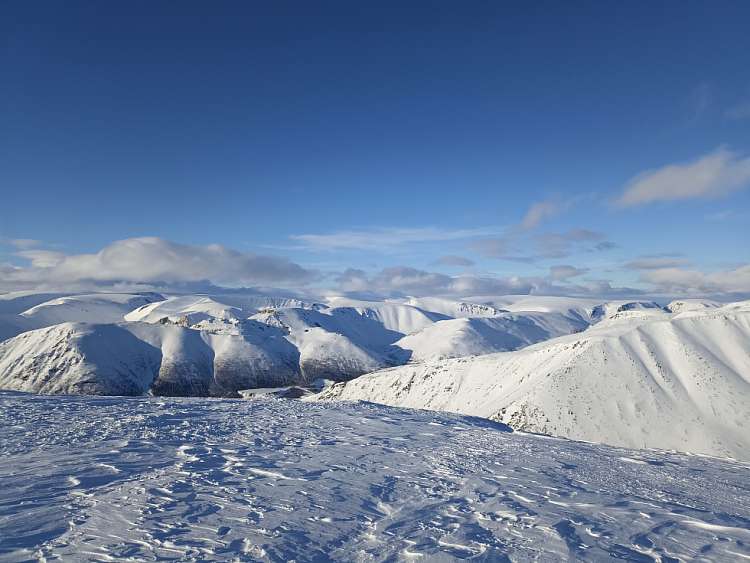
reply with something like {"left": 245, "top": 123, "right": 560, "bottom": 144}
{"left": 1, "top": 393, "right": 749, "bottom": 562}
{"left": 317, "top": 303, "right": 750, "bottom": 460}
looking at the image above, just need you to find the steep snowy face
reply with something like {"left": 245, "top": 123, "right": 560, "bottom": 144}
{"left": 0, "top": 296, "right": 425, "bottom": 396}
{"left": 0, "top": 321, "right": 302, "bottom": 397}
{"left": 316, "top": 302, "right": 750, "bottom": 460}
{"left": 0, "top": 323, "right": 162, "bottom": 395}
{"left": 253, "top": 307, "right": 409, "bottom": 378}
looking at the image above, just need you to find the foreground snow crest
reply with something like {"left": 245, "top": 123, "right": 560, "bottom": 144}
{"left": 1, "top": 392, "right": 749, "bottom": 562}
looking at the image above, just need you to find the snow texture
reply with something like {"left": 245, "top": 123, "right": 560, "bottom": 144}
{"left": 1, "top": 392, "right": 749, "bottom": 562}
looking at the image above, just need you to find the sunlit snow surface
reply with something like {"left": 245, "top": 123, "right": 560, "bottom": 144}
{"left": 2, "top": 393, "right": 749, "bottom": 562}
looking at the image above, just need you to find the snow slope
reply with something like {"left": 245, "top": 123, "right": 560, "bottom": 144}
{"left": 1, "top": 392, "right": 748, "bottom": 562}
{"left": 0, "top": 291, "right": 71, "bottom": 340}
{"left": 401, "top": 296, "right": 508, "bottom": 317}
{"left": 0, "top": 292, "right": 163, "bottom": 341}
{"left": 395, "top": 311, "right": 589, "bottom": 361}
{"left": 464, "top": 294, "right": 664, "bottom": 323}
{"left": 125, "top": 294, "right": 321, "bottom": 326}
{"left": 0, "top": 291, "right": 71, "bottom": 314}
{"left": 0, "top": 321, "right": 301, "bottom": 396}
{"left": 317, "top": 302, "right": 750, "bottom": 460}
{"left": 325, "top": 297, "right": 448, "bottom": 334}
{"left": 0, "top": 292, "right": 607, "bottom": 394}
{"left": 665, "top": 298, "right": 721, "bottom": 313}
{"left": 250, "top": 307, "right": 406, "bottom": 380}
{"left": 2, "top": 291, "right": 737, "bottom": 406}
{"left": 21, "top": 292, "right": 164, "bottom": 326}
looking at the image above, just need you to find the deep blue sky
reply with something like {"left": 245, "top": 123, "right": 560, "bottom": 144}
{"left": 1, "top": 1, "right": 749, "bottom": 295}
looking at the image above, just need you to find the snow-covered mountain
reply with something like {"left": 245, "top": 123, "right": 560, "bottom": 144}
{"left": 0, "top": 291, "right": 164, "bottom": 340}
{"left": 316, "top": 301, "right": 750, "bottom": 459}
{"left": 2, "top": 291, "right": 748, "bottom": 464}
{"left": 2, "top": 392, "right": 749, "bottom": 562}
{"left": 21, "top": 292, "right": 164, "bottom": 326}
{"left": 0, "top": 291, "right": 72, "bottom": 341}
{"left": 665, "top": 298, "right": 721, "bottom": 313}
{"left": 395, "top": 311, "right": 589, "bottom": 362}
{"left": 0, "top": 320, "right": 305, "bottom": 396}
{"left": 401, "top": 296, "right": 508, "bottom": 317}
{"left": 0, "top": 292, "right": 616, "bottom": 395}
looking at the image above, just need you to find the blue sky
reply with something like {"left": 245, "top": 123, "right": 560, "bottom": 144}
{"left": 1, "top": 2, "right": 749, "bottom": 297}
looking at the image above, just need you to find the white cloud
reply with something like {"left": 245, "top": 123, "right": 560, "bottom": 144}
{"left": 336, "top": 266, "right": 545, "bottom": 297}
{"left": 335, "top": 265, "right": 644, "bottom": 299}
{"left": 616, "top": 148, "right": 750, "bottom": 206}
{"left": 16, "top": 250, "right": 67, "bottom": 268}
{"left": 2, "top": 237, "right": 314, "bottom": 291}
{"left": 640, "top": 264, "right": 750, "bottom": 295}
{"left": 290, "top": 227, "right": 499, "bottom": 251}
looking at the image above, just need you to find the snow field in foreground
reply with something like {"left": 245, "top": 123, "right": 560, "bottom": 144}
{"left": 1, "top": 392, "right": 749, "bottom": 562}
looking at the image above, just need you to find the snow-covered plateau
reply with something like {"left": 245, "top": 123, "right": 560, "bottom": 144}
{"left": 2, "top": 392, "right": 750, "bottom": 562}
